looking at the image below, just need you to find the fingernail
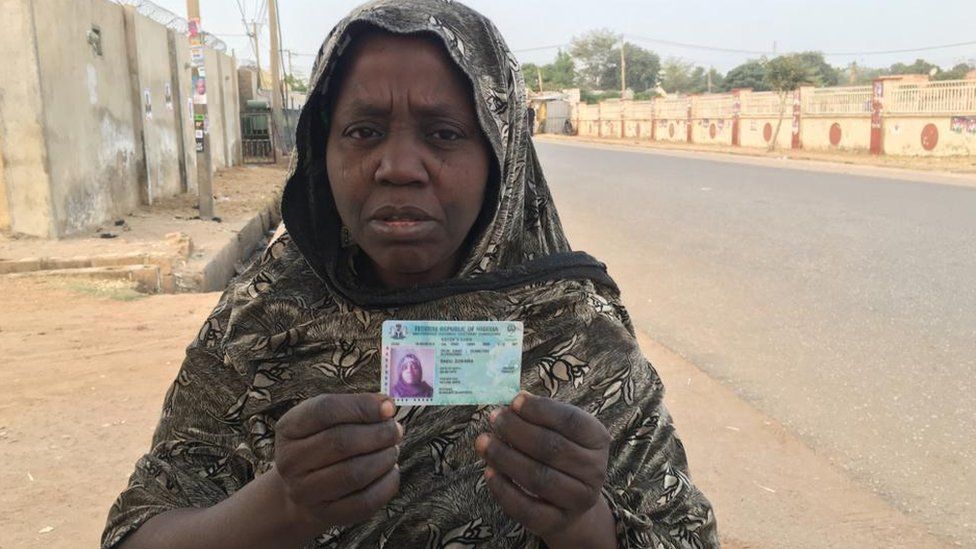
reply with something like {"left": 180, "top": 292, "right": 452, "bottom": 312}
{"left": 511, "top": 391, "right": 529, "bottom": 411}
{"left": 380, "top": 399, "right": 395, "bottom": 418}
{"left": 396, "top": 421, "right": 404, "bottom": 438}
{"left": 475, "top": 433, "right": 490, "bottom": 454}
{"left": 484, "top": 466, "right": 495, "bottom": 480}
{"left": 489, "top": 408, "right": 501, "bottom": 423}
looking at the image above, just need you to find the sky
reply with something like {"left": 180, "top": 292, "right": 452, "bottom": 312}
{"left": 153, "top": 0, "right": 976, "bottom": 79}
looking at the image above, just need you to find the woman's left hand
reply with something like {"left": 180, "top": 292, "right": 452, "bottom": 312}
{"left": 475, "top": 391, "right": 616, "bottom": 548}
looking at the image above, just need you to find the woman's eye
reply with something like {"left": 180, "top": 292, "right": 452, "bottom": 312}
{"left": 346, "top": 127, "right": 380, "bottom": 139}
{"left": 431, "top": 129, "right": 463, "bottom": 141}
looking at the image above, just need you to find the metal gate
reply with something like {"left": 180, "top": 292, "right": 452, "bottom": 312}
{"left": 241, "top": 108, "right": 276, "bottom": 164}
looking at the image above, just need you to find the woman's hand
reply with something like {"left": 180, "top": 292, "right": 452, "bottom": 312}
{"left": 273, "top": 393, "right": 403, "bottom": 537}
{"left": 475, "top": 392, "right": 616, "bottom": 548}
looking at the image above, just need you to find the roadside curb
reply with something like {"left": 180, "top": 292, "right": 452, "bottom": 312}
{"left": 0, "top": 201, "right": 281, "bottom": 294}
{"left": 186, "top": 202, "right": 281, "bottom": 292}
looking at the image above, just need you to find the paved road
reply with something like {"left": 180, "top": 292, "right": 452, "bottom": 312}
{"left": 536, "top": 140, "right": 976, "bottom": 547}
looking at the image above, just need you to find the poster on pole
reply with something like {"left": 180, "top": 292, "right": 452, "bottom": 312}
{"left": 192, "top": 74, "right": 207, "bottom": 105}
{"left": 164, "top": 82, "right": 173, "bottom": 111}
{"left": 143, "top": 88, "right": 152, "bottom": 120}
{"left": 194, "top": 114, "right": 205, "bottom": 152}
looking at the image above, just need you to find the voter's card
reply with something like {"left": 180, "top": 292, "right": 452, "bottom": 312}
{"left": 381, "top": 320, "right": 523, "bottom": 405}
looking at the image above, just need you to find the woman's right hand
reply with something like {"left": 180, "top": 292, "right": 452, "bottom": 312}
{"left": 272, "top": 393, "right": 403, "bottom": 535}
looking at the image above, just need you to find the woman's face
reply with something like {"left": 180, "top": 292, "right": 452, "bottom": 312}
{"left": 326, "top": 32, "right": 490, "bottom": 289}
{"left": 400, "top": 357, "right": 423, "bottom": 385}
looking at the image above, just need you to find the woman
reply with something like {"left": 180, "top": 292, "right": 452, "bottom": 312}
{"left": 392, "top": 353, "right": 433, "bottom": 399}
{"left": 103, "top": 1, "right": 718, "bottom": 547}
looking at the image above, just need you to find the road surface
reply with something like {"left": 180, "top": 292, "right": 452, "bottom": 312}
{"left": 536, "top": 139, "right": 976, "bottom": 547}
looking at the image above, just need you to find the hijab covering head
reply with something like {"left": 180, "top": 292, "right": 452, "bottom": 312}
{"left": 281, "top": 0, "right": 610, "bottom": 308}
{"left": 101, "top": 2, "right": 718, "bottom": 548}
{"left": 393, "top": 353, "right": 433, "bottom": 398}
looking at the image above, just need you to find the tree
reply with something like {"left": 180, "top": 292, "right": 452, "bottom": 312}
{"left": 521, "top": 62, "right": 544, "bottom": 92}
{"left": 522, "top": 51, "right": 576, "bottom": 92}
{"left": 659, "top": 58, "right": 709, "bottom": 94}
{"left": 284, "top": 73, "right": 307, "bottom": 93}
{"left": 596, "top": 43, "right": 661, "bottom": 92}
{"left": 705, "top": 67, "right": 725, "bottom": 93}
{"left": 933, "top": 62, "right": 976, "bottom": 81}
{"left": 543, "top": 50, "right": 576, "bottom": 89}
{"left": 569, "top": 29, "right": 621, "bottom": 89}
{"left": 721, "top": 60, "right": 769, "bottom": 91}
{"left": 888, "top": 58, "right": 940, "bottom": 76}
{"left": 764, "top": 54, "right": 814, "bottom": 151}
{"left": 793, "top": 51, "right": 839, "bottom": 87}
{"left": 843, "top": 62, "right": 886, "bottom": 85}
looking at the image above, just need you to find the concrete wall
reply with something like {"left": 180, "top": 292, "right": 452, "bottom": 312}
{"left": 169, "top": 29, "right": 197, "bottom": 194}
{"left": 33, "top": 0, "right": 142, "bottom": 236}
{"left": 739, "top": 116, "right": 794, "bottom": 150}
{"left": 802, "top": 116, "right": 872, "bottom": 152}
{"left": 219, "top": 53, "right": 242, "bottom": 166}
{"left": 884, "top": 116, "right": 976, "bottom": 156}
{"left": 125, "top": 8, "right": 182, "bottom": 203}
{"left": 0, "top": 0, "right": 242, "bottom": 237}
{"left": 656, "top": 118, "right": 690, "bottom": 143}
{"left": 0, "top": 0, "right": 53, "bottom": 235}
{"left": 691, "top": 117, "right": 734, "bottom": 145}
{"left": 203, "top": 48, "right": 227, "bottom": 170}
{"left": 238, "top": 67, "right": 258, "bottom": 102}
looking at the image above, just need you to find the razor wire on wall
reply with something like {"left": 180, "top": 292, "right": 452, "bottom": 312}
{"left": 113, "top": 0, "right": 227, "bottom": 51}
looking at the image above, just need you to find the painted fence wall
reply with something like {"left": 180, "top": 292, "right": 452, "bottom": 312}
{"left": 884, "top": 80, "right": 976, "bottom": 156}
{"left": 571, "top": 78, "right": 976, "bottom": 158}
{"left": 0, "top": 0, "right": 241, "bottom": 237}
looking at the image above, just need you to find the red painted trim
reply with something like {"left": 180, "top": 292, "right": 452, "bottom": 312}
{"left": 731, "top": 90, "right": 741, "bottom": 146}
{"left": 870, "top": 79, "right": 884, "bottom": 155}
{"left": 651, "top": 102, "right": 657, "bottom": 141}
{"left": 791, "top": 89, "right": 802, "bottom": 149}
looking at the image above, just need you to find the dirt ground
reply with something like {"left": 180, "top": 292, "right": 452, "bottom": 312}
{"left": 0, "top": 274, "right": 953, "bottom": 549}
{"left": 0, "top": 163, "right": 288, "bottom": 263}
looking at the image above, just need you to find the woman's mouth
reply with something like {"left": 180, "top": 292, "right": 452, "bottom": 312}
{"left": 369, "top": 207, "right": 438, "bottom": 240}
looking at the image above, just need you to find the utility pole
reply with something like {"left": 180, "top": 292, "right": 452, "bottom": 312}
{"left": 267, "top": 0, "right": 284, "bottom": 152}
{"left": 251, "top": 22, "right": 262, "bottom": 89}
{"left": 284, "top": 49, "right": 295, "bottom": 108}
{"left": 620, "top": 39, "right": 627, "bottom": 94}
{"left": 536, "top": 66, "right": 543, "bottom": 93}
{"left": 186, "top": 0, "right": 213, "bottom": 219}
{"left": 707, "top": 68, "right": 713, "bottom": 93}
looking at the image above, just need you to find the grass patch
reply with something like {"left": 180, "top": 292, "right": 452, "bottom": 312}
{"left": 66, "top": 280, "right": 147, "bottom": 301}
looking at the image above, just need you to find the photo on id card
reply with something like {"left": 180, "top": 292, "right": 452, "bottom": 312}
{"left": 381, "top": 320, "right": 523, "bottom": 406}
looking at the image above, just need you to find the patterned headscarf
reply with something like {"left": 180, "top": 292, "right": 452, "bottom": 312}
{"left": 280, "top": 0, "right": 610, "bottom": 308}
{"left": 102, "top": 2, "right": 718, "bottom": 548}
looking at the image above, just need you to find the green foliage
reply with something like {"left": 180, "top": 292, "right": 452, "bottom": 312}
{"left": 842, "top": 62, "right": 886, "bottom": 85}
{"left": 580, "top": 89, "right": 621, "bottom": 104}
{"left": 721, "top": 60, "right": 769, "bottom": 92}
{"left": 793, "top": 51, "right": 839, "bottom": 87}
{"left": 659, "top": 59, "right": 719, "bottom": 94}
{"left": 933, "top": 62, "right": 975, "bottom": 81}
{"left": 764, "top": 54, "right": 816, "bottom": 91}
{"left": 569, "top": 29, "right": 622, "bottom": 89}
{"left": 522, "top": 51, "right": 577, "bottom": 92}
{"left": 599, "top": 44, "right": 661, "bottom": 92}
{"left": 888, "top": 58, "right": 941, "bottom": 76}
{"left": 284, "top": 73, "right": 308, "bottom": 93}
{"left": 545, "top": 50, "right": 577, "bottom": 89}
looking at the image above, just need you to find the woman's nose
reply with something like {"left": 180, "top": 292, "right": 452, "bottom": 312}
{"left": 374, "top": 132, "right": 428, "bottom": 186}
